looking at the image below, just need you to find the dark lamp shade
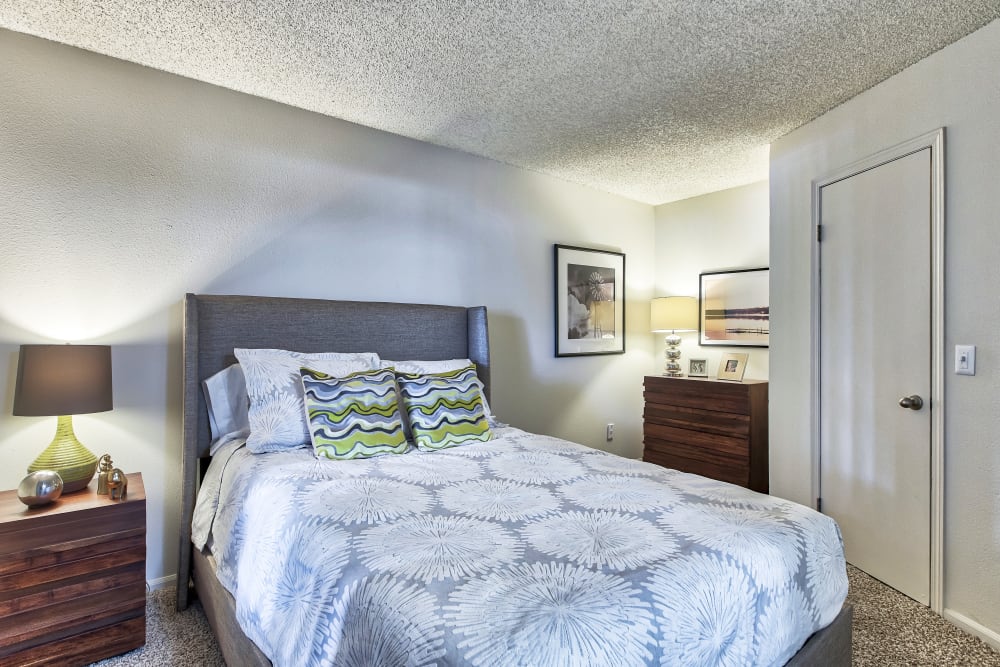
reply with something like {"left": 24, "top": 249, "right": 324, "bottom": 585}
{"left": 13, "top": 344, "right": 113, "bottom": 416}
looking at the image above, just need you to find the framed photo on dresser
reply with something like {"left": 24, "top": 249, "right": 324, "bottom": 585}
{"left": 688, "top": 358, "right": 709, "bottom": 377}
{"left": 718, "top": 352, "right": 749, "bottom": 381}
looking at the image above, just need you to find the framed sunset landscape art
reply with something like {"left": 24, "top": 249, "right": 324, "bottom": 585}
{"left": 699, "top": 267, "right": 769, "bottom": 347}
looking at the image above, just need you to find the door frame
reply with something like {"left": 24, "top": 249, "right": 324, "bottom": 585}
{"left": 809, "top": 128, "right": 945, "bottom": 613}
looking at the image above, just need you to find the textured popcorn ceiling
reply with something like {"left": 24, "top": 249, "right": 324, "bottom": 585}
{"left": 1, "top": 2, "right": 998, "bottom": 204}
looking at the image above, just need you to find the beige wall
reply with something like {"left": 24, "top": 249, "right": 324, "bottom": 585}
{"left": 653, "top": 181, "right": 770, "bottom": 380}
{"left": 770, "top": 19, "right": 1000, "bottom": 648}
{"left": 0, "top": 29, "right": 656, "bottom": 585}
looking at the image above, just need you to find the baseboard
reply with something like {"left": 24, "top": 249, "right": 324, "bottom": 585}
{"left": 147, "top": 573, "right": 178, "bottom": 592}
{"left": 943, "top": 608, "right": 1000, "bottom": 652}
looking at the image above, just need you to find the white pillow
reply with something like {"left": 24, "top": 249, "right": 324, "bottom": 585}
{"left": 382, "top": 359, "right": 477, "bottom": 375}
{"left": 380, "top": 358, "right": 497, "bottom": 425}
{"left": 236, "top": 348, "right": 380, "bottom": 453}
{"left": 202, "top": 363, "right": 250, "bottom": 455}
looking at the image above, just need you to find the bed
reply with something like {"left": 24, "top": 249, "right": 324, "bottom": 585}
{"left": 176, "top": 293, "right": 852, "bottom": 667}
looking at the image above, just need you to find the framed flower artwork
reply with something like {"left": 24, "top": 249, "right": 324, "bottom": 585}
{"left": 554, "top": 244, "right": 625, "bottom": 357}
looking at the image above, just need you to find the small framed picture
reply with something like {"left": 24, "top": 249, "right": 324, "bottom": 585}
{"left": 717, "top": 352, "right": 749, "bottom": 381}
{"left": 688, "top": 358, "right": 708, "bottom": 377}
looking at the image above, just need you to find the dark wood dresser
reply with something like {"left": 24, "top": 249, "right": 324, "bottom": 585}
{"left": 0, "top": 472, "right": 146, "bottom": 666}
{"left": 643, "top": 376, "right": 768, "bottom": 493}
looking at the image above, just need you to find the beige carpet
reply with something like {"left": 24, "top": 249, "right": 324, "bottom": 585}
{"left": 847, "top": 565, "right": 1000, "bottom": 666}
{"left": 91, "top": 568, "right": 1000, "bottom": 666}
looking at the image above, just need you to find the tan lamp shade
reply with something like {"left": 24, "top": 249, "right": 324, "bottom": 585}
{"left": 650, "top": 296, "right": 698, "bottom": 333}
{"left": 13, "top": 344, "right": 113, "bottom": 493}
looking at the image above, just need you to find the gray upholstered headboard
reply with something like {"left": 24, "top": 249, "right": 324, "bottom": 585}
{"left": 177, "top": 293, "right": 490, "bottom": 609}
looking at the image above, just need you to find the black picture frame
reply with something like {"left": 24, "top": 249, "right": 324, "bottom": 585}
{"left": 554, "top": 244, "right": 626, "bottom": 357}
{"left": 699, "top": 267, "right": 769, "bottom": 347}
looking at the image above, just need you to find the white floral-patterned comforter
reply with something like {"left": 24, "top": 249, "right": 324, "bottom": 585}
{"left": 192, "top": 427, "right": 847, "bottom": 667}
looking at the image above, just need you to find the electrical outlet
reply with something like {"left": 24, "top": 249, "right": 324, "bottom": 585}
{"left": 606, "top": 423, "right": 615, "bottom": 441}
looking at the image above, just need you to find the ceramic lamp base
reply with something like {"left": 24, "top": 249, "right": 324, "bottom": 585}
{"left": 663, "top": 333, "right": 684, "bottom": 377}
{"left": 27, "top": 415, "right": 99, "bottom": 494}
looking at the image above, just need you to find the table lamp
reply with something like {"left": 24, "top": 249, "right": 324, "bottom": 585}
{"left": 650, "top": 296, "right": 698, "bottom": 376}
{"left": 13, "top": 344, "right": 113, "bottom": 493}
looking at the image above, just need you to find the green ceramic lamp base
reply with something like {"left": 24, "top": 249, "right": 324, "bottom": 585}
{"left": 27, "top": 415, "right": 99, "bottom": 494}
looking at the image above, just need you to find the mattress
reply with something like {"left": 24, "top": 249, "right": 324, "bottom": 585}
{"left": 192, "top": 427, "right": 848, "bottom": 667}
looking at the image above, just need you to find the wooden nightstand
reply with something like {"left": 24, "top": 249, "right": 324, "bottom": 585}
{"left": 643, "top": 376, "right": 768, "bottom": 492}
{"left": 0, "top": 473, "right": 146, "bottom": 666}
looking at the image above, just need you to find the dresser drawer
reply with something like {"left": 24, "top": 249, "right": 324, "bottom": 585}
{"left": 643, "top": 403, "right": 750, "bottom": 438}
{"left": 0, "top": 504, "right": 146, "bottom": 572}
{"left": 0, "top": 561, "right": 145, "bottom": 617}
{"left": 643, "top": 424, "right": 749, "bottom": 467}
{"left": 642, "top": 448, "right": 749, "bottom": 487}
{"left": 644, "top": 377, "right": 752, "bottom": 414}
{"left": 0, "top": 530, "right": 145, "bottom": 587}
{"left": 2, "top": 616, "right": 146, "bottom": 667}
{"left": 0, "top": 580, "right": 145, "bottom": 653}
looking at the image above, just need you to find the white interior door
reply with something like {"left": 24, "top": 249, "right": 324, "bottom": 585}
{"left": 818, "top": 148, "right": 932, "bottom": 605}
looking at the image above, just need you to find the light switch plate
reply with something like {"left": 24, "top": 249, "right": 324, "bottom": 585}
{"left": 955, "top": 345, "right": 976, "bottom": 376}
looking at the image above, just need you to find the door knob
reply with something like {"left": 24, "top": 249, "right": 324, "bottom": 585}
{"left": 898, "top": 395, "right": 924, "bottom": 410}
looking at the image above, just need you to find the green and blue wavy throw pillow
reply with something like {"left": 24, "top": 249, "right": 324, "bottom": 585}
{"left": 395, "top": 365, "right": 493, "bottom": 451}
{"left": 299, "top": 366, "right": 408, "bottom": 460}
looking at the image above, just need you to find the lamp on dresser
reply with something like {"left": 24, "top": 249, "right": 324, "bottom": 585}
{"left": 13, "top": 344, "right": 113, "bottom": 493}
{"left": 650, "top": 296, "right": 698, "bottom": 376}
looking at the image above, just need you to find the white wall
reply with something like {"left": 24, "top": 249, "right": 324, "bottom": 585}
{"left": 653, "top": 181, "right": 770, "bottom": 380}
{"left": 0, "top": 29, "right": 656, "bottom": 584}
{"left": 770, "top": 19, "right": 1000, "bottom": 647}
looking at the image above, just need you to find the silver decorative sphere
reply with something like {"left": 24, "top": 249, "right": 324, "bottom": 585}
{"left": 17, "top": 470, "right": 64, "bottom": 508}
